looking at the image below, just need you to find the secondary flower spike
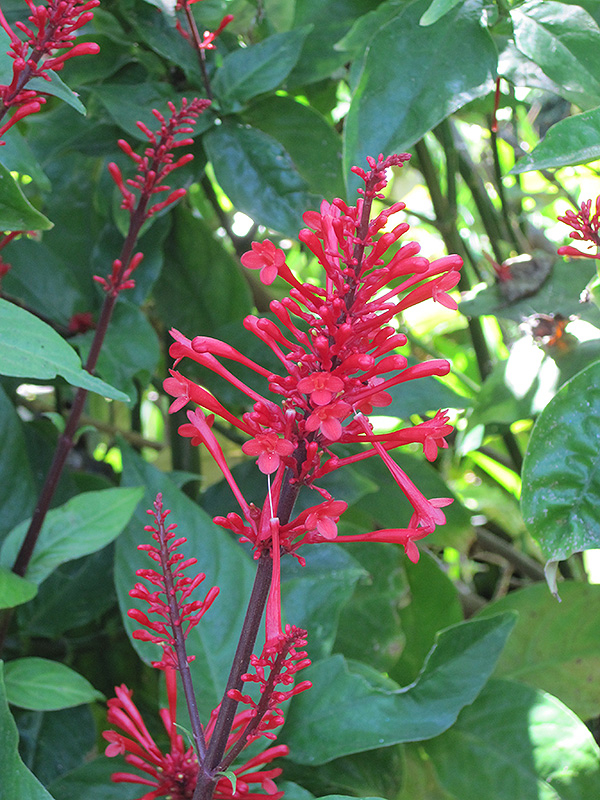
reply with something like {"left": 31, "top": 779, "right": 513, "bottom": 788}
{"left": 166, "top": 153, "right": 462, "bottom": 640}
{"left": 0, "top": 0, "right": 100, "bottom": 142}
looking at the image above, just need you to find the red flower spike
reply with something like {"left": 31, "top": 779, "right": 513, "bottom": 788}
{"left": 168, "top": 153, "right": 463, "bottom": 577}
{"left": 128, "top": 493, "right": 219, "bottom": 669}
{"left": 0, "top": 1, "right": 100, "bottom": 143}
{"left": 104, "top": 673, "right": 288, "bottom": 800}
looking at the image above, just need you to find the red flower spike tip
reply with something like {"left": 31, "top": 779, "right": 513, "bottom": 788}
{"left": 558, "top": 196, "right": 600, "bottom": 259}
{"left": 128, "top": 493, "right": 219, "bottom": 670}
{"left": 0, "top": 1, "right": 100, "bottom": 143}
{"left": 104, "top": 671, "right": 288, "bottom": 800}
{"left": 227, "top": 626, "right": 311, "bottom": 748}
{"left": 167, "top": 153, "right": 462, "bottom": 578}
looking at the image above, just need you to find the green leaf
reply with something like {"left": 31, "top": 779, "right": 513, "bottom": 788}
{"left": 243, "top": 95, "right": 345, "bottom": 198}
{"left": 512, "top": 106, "right": 600, "bottom": 173}
{"left": 0, "top": 385, "right": 37, "bottom": 541}
{"left": 420, "top": 0, "right": 466, "bottom": 26}
{"left": 0, "top": 664, "right": 56, "bottom": 800}
{"left": 0, "top": 487, "right": 144, "bottom": 584}
{"left": 0, "top": 163, "right": 53, "bottom": 231}
{"left": 282, "top": 613, "right": 516, "bottom": 764}
{"left": 48, "top": 756, "right": 141, "bottom": 800}
{"left": 478, "top": 582, "right": 600, "bottom": 720}
{"left": 0, "top": 299, "right": 130, "bottom": 402}
{"left": 0, "top": 567, "right": 37, "bottom": 610}
{"left": 16, "top": 705, "right": 96, "bottom": 785}
{"left": 424, "top": 679, "right": 600, "bottom": 800}
{"left": 27, "top": 72, "right": 86, "bottom": 115}
{"left": 213, "top": 27, "right": 310, "bottom": 110}
{"left": 281, "top": 545, "right": 365, "bottom": 662}
{"left": 344, "top": 0, "right": 496, "bottom": 191}
{"left": 511, "top": 1, "right": 600, "bottom": 110}
{"left": 521, "top": 360, "right": 600, "bottom": 592}
{"left": 117, "top": 442, "right": 257, "bottom": 720}
{"left": 4, "top": 659, "right": 103, "bottom": 711}
{"left": 204, "top": 119, "right": 319, "bottom": 237}
{"left": 153, "top": 205, "right": 253, "bottom": 338}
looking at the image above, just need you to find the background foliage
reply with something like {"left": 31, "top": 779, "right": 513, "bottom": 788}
{"left": 2, "top": 0, "right": 600, "bottom": 798}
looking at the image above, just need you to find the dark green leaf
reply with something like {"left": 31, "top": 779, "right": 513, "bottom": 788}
{"left": 477, "top": 582, "right": 600, "bottom": 720}
{"left": 0, "top": 664, "right": 56, "bottom": 800}
{"left": 49, "top": 756, "right": 141, "bottom": 800}
{"left": 282, "top": 613, "right": 516, "bottom": 763}
{"left": 344, "top": 0, "right": 496, "bottom": 191}
{"left": 511, "top": 1, "right": 600, "bottom": 110}
{"left": 420, "top": 0, "right": 466, "bottom": 26}
{"left": 204, "top": 119, "right": 319, "bottom": 237}
{"left": 4, "top": 658, "right": 104, "bottom": 711}
{"left": 281, "top": 544, "right": 365, "bottom": 662}
{"left": 0, "top": 127, "right": 51, "bottom": 191}
{"left": 512, "top": 106, "right": 600, "bottom": 173}
{"left": 425, "top": 679, "right": 600, "bottom": 800}
{"left": 391, "top": 552, "right": 463, "bottom": 685}
{"left": 0, "top": 487, "right": 144, "bottom": 584}
{"left": 521, "top": 360, "right": 600, "bottom": 592}
{"left": 0, "top": 385, "right": 36, "bottom": 541}
{"left": 27, "top": 72, "right": 86, "bottom": 115}
{"left": 117, "top": 442, "right": 257, "bottom": 720}
{"left": 213, "top": 27, "right": 310, "bottom": 110}
{"left": 0, "top": 163, "right": 52, "bottom": 231}
{"left": 243, "top": 96, "right": 345, "bottom": 198}
{"left": 153, "top": 205, "right": 253, "bottom": 337}
{"left": 0, "top": 299, "right": 130, "bottom": 402}
{"left": 0, "top": 567, "right": 37, "bottom": 610}
{"left": 16, "top": 705, "right": 96, "bottom": 785}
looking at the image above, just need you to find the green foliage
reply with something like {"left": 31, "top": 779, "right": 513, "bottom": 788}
{"left": 4, "top": 658, "right": 104, "bottom": 711}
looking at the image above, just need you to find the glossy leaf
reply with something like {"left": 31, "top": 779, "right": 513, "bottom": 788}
{"left": 27, "top": 72, "right": 86, "bottom": 115}
{"left": 0, "top": 162, "right": 52, "bottom": 231}
{"left": 282, "top": 613, "right": 516, "bottom": 764}
{"left": 478, "top": 582, "right": 600, "bottom": 720}
{"left": 0, "top": 664, "right": 56, "bottom": 800}
{"left": 204, "top": 120, "right": 320, "bottom": 237}
{"left": 0, "top": 487, "right": 145, "bottom": 584}
{"left": 344, "top": 0, "right": 496, "bottom": 191}
{"left": 425, "top": 679, "right": 600, "bottom": 799}
{"left": 213, "top": 27, "right": 310, "bottom": 110}
{"left": 117, "top": 442, "right": 257, "bottom": 720}
{"left": 4, "top": 658, "right": 103, "bottom": 711}
{"left": 153, "top": 205, "right": 253, "bottom": 338}
{"left": 521, "top": 361, "right": 600, "bottom": 593}
{"left": 511, "top": 1, "right": 600, "bottom": 110}
{"left": 0, "top": 385, "right": 37, "bottom": 541}
{"left": 0, "top": 300, "right": 129, "bottom": 402}
{"left": 420, "top": 0, "right": 466, "bottom": 26}
{"left": 512, "top": 106, "right": 600, "bottom": 173}
{"left": 0, "top": 566, "right": 37, "bottom": 610}
{"left": 243, "top": 96, "right": 345, "bottom": 198}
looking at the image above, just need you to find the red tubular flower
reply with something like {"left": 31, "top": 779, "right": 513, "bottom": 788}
{"left": 166, "top": 153, "right": 462, "bottom": 633}
{"left": 104, "top": 667, "right": 288, "bottom": 800}
{"left": 558, "top": 196, "right": 600, "bottom": 258}
{"left": 0, "top": 1, "right": 100, "bottom": 142}
{"left": 128, "top": 493, "right": 219, "bottom": 670}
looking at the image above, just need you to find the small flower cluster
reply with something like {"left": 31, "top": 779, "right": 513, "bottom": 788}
{"left": 174, "top": 0, "right": 234, "bottom": 50}
{"left": 128, "top": 493, "right": 219, "bottom": 671}
{"left": 557, "top": 196, "right": 600, "bottom": 259}
{"left": 94, "top": 97, "right": 209, "bottom": 295}
{"left": 227, "top": 626, "right": 311, "bottom": 746}
{"left": 0, "top": 0, "right": 100, "bottom": 142}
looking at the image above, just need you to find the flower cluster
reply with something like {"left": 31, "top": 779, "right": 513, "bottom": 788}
{"left": 174, "top": 0, "right": 234, "bottom": 50}
{"left": 227, "top": 626, "right": 311, "bottom": 748}
{"left": 128, "top": 493, "right": 219, "bottom": 671}
{"left": 0, "top": 0, "right": 100, "bottom": 142}
{"left": 94, "top": 97, "right": 209, "bottom": 296}
{"left": 557, "top": 196, "right": 600, "bottom": 259}
{"left": 104, "top": 666, "right": 288, "bottom": 800}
